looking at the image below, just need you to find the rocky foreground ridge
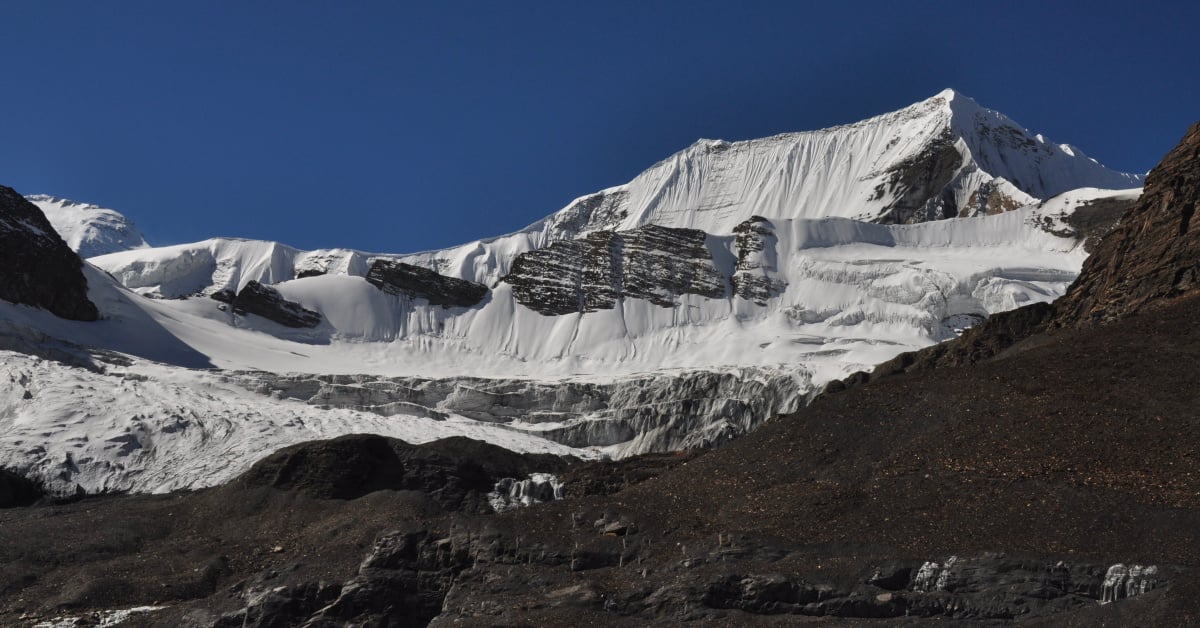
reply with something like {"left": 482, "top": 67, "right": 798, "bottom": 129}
{"left": 1053, "top": 122, "right": 1200, "bottom": 324}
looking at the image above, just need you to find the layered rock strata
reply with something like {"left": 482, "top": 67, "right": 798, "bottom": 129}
{"left": 504, "top": 224, "right": 727, "bottom": 315}
{"left": 365, "top": 259, "right": 488, "bottom": 308}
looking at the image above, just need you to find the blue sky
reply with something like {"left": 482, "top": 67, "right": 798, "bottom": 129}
{"left": 2, "top": 1, "right": 1197, "bottom": 252}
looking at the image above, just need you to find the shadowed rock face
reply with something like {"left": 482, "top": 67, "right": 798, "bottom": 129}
{"left": 1053, "top": 122, "right": 1200, "bottom": 325}
{"left": 876, "top": 129, "right": 964, "bottom": 224}
{"left": 213, "top": 280, "right": 322, "bottom": 328}
{"left": 0, "top": 468, "right": 44, "bottom": 508}
{"left": 1065, "top": 195, "right": 1140, "bottom": 253}
{"left": 0, "top": 186, "right": 98, "bottom": 321}
{"left": 365, "top": 260, "right": 488, "bottom": 308}
{"left": 503, "top": 224, "right": 727, "bottom": 315}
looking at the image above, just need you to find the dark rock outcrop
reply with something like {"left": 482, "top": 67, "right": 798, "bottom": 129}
{"left": 0, "top": 186, "right": 98, "bottom": 321}
{"left": 504, "top": 224, "right": 727, "bottom": 315}
{"left": 698, "top": 557, "right": 1169, "bottom": 620}
{"left": 365, "top": 260, "right": 488, "bottom": 308}
{"left": 237, "top": 434, "right": 568, "bottom": 512}
{"left": 875, "top": 129, "right": 963, "bottom": 223}
{"left": 730, "top": 216, "right": 786, "bottom": 305}
{"left": 1061, "top": 194, "right": 1139, "bottom": 253}
{"left": 0, "top": 468, "right": 44, "bottom": 508}
{"left": 962, "top": 179, "right": 1025, "bottom": 216}
{"left": 215, "top": 526, "right": 537, "bottom": 628}
{"left": 217, "top": 280, "right": 322, "bottom": 328}
{"left": 1053, "top": 122, "right": 1200, "bottom": 325}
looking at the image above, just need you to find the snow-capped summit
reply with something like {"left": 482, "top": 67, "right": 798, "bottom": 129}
{"left": 527, "top": 88, "right": 1141, "bottom": 240}
{"left": 26, "top": 194, "right": 150, "bottom": 258}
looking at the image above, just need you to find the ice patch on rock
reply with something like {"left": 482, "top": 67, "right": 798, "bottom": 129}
{"left": 912, "top": 555, "right": 958, "bottom": 591}
{"left": 488, "top": 472, "right": 563, "bottom": 512}
{"left": 1101, "top": 563, "right": 1160, "bottom": 604}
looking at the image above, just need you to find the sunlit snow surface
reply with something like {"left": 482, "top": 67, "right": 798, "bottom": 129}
{"left": 85, "top": 204, "right": 1109, "bottom": 378}
{"left": 26, "top": 195, "right": 150, "bottom": 258}
{"left": 0, "top": 91, "right": 1145, "bottom": 494}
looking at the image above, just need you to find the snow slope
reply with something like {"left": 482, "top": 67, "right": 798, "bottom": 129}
{"left": 84, "top": 196, "right": 1126, "bottom": 380}
{"left": 0, "top": 90, "right": 1147, "bottom": 493}
{"left": 26, "top": 195, "right": 150, "bottom": 258}
{"left": 83, "top": 90, "right": 1145, "bottom": 379}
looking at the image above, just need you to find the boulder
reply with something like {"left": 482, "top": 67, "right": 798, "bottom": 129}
{"left": 227, "top": 280, "right": 321, "bottom": 328}
{"left": 364, "top": 260, "right": 487, "bottom": 308}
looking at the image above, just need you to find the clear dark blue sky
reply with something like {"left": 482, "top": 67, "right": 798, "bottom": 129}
{"left": 2, "top": 1, "right": 1196, "bottom": 252}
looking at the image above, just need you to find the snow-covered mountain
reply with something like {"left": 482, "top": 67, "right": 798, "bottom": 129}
{"left": 26, "top": 194, "right": 150, "bottom": 258}
{"left": 0, "top": 90, "right": 1146, "bottom": 494}
{"left": 86, "top": 90, "right": 1140, "bottom": 377}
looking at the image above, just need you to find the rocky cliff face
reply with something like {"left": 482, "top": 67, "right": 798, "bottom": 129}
{"left": 875, "top": 129, "right": 964, "bottom": 223}
{"left": 208, "top": 531, "right": 1167, "bottom": 627}
{"left": 0, "top": 186, "right": 98, "bottom": 321}
{"left": 730, "top": 216, "right": 786, "bottom": 305}
{"left": 503, "top": 224, "right": 727, "bottom": 315}
{"left": 1053, "top": 122, "right": 1200, "bottom": 325}
{"left": 366, "top": 259, "right": 488, "bottom": 308}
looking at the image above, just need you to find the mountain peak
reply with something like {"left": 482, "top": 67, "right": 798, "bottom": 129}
{"left": 25, "top": 194, "right": 150, "bottom": 258}
{"left": 927, "top": 87, "right": 968, "bottom": 104}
